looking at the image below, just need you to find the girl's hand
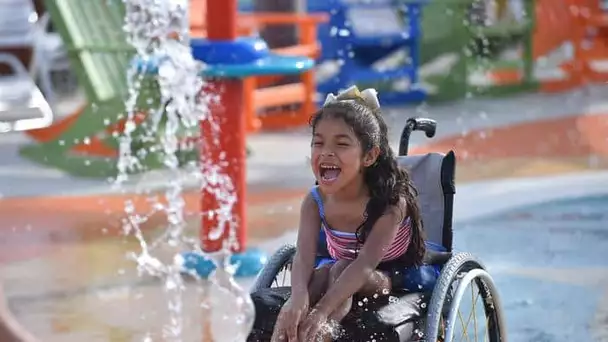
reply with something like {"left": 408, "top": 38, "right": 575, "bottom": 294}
{"left": 298, "top": 308, "right": 329, "bottom": 342}
{"left": 271, "top": 293, "right": 310, "bottom": 342}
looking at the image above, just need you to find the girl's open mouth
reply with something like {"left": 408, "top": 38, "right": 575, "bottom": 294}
{"left": 319, "top": 163, "right": 341, "bottom": 184}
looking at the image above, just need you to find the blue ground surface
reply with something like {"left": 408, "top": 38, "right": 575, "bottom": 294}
{"left": 455, "top": 194, "right": 608, "bottom": 341}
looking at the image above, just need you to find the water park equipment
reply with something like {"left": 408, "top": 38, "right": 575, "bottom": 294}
{"left": 527, "top": 0, "right": 583, "bottom": 92}
{"left": 308, "top": 0, "right": 427, "bottom": 105}
{"left": 230, "top": 13, "right": 326, "bottom": 131}
{"left": 414, "top": 0, "right": 537, "bottom": 101}
{"left": 17, "top": 0, "right": 605, "bottom": 176}
{"left": 188, "top": 23, "right": 315, "bottom": 277}
{"left": 251, "top": 0, "right": 299, "bottom": 49}
{"left": 18, "top": 0, "right": 175, "bottom": 178}
{"left": 570, "top": 0, "right": 608, "bottom": 82}
{"left": 176, "top": 0, "right": 316, "bottom": 276}
{"left": 24, "top": 0, "right": 310, "bottom": 275}
{"left": 21, "top": 0, "right": 323, "bottom": 177}
{"left": 498, "top": 0, "right": 608, "bottom": 93}
{"left": 193, "top": 0, "right": 328, "bottom": 132}
{"left": 239, "top": 0, "right": 602, "bottom": 104}
{"left": 422, "top": 0, "right": 608, "bottom": 100}
{"left": 302, "top": 0, "right": 564, "bottom": 103}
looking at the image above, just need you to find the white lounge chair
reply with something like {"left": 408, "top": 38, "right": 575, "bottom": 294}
{"left": 0, "top": 0, "right": 54, "bottom": 132}
{"left": 0, "top": 53, "right": 53, "bottom": 133}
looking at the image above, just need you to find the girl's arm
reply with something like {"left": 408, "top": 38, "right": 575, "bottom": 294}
{"left": 290, "top": 193, "right": 322, "bottom": 299}
{"left": 314, "top": 204, "right": 404, "bottom": 315}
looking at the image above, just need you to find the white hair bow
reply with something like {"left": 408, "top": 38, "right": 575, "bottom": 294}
{"left": 323, "top": 85, "right": 381, "bottom": 110}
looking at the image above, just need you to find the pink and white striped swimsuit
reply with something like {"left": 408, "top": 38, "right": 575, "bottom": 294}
{"left": 311, "top": 187, "right": 412, "bottom": 262}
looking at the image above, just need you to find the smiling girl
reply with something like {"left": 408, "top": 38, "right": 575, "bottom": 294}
{"left": 270, "top": 86, "right": 426, "bottom": 341}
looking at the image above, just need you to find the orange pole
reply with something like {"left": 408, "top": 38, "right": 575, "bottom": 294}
{"left": 200, "top": 0, "right": 247, "bottom": 253}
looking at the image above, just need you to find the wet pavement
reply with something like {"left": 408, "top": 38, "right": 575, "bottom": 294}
{"left": 459, "top": 191, "right": 608, "bottom": 342}
{"left": 0, "top": 85, "right": 607, "bottom": 341}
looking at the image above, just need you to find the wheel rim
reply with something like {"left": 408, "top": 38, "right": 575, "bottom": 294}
{"left": 443, "top": 270, "right": 502, "bottom": 342}
{"left": 270, "top": 262, "right": 292, "bottom": 288}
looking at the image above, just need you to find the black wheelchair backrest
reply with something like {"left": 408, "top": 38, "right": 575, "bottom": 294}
{"left": 397, "top": 151, "right": 456, "bottom": 251}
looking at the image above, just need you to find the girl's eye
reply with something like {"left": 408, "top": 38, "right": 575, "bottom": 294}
{"left": 337, "top": 142, "right": 350, "bottom": 147}
{"left": 312, "top": 141, "right": 323, "bottom": 146}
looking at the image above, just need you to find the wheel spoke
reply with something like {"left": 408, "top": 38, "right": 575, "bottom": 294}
{"left": 457, "top": 310, "right": 470, "bottom": 342}
{"left": 456, "top": 283, "right": 480, "bottom": 342}
{"left": 472, "top": 284, "right": 479, "bottom": 342}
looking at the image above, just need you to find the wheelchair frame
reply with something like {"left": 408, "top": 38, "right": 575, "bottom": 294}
{"left": 250, "top": 118, "right": 506, "bottom": 342}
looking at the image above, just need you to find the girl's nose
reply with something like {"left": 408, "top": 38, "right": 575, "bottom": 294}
{"left": 321, "top": 150, "right": 335, "bottom": 157}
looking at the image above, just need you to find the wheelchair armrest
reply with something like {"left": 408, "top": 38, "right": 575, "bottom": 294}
{"left": 422, "top": 250, "right": 452, "bottom": 265}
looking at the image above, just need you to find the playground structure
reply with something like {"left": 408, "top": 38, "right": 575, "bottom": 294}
{"left": 422, "top": 0, "right": 608, "bottom": 97}
{"left": 190, "top": 0, "right": 328, "bottom": 132}
{"left": 417, "top": 0, "right": 539, "bottom": 100}
{"left": 308, "top": 0, "right": 427, "bottom": 104}
{"left": 570, "top": 0, "right": 608, "bottom": 83}
{"left": 19, "top": 0, "right": 170, "bottom": 179}
{"left": 188, "top": 0, "right": 315, "bottom": 271}
{"left": 18, "top": 0, "right": 325, "bottom": 178}
{"left": 246, "top": 0, "right": 607, "bottom": 101}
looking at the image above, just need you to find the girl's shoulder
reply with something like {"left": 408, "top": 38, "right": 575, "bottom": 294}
{"left": 386, "top": 196, "right": 408, "bottom": 222}
{"left": 301, "top": 190, "right": 320, "bottom": 213}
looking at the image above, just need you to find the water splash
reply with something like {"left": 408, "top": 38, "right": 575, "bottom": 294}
{"left": 117, "top": 0, "right": 254, "bottom": 340}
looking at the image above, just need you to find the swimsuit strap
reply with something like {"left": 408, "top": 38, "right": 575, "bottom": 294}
{"left": 310, "top": 186, "right": 326, "bottom": 220}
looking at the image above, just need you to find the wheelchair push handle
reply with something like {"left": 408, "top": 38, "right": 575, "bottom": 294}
{"left": 399, "top": 117, "right": 437, "bottom": 156}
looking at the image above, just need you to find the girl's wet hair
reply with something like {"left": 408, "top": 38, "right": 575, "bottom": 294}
{"left": 310, "top": 98, "right": 426, "bottom": 266}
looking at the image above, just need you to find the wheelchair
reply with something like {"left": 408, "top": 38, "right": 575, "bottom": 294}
{"left": 247, "top": 118, "right": 506, "bottom": 342}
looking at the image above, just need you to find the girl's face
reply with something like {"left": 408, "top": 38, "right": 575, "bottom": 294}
{"left": 311, "top": 117, "right": 378, "bottom": 193}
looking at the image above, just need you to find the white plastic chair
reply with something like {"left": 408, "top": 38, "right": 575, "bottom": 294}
{"left": 0, "top": 0, "right": 36, "bottom": 47}
{"left": 0, "top": 0, "right": 69, "bottom": 110}
{"left": 31, "top": 11, "right": 72, "bottom": 108}
{"left": 0, "top": 0, "right": 52, "bottom": 132}
{"left": 0, "top": 53, "right": 53, "bottom": 133}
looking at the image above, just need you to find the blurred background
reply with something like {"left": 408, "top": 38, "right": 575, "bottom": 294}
{"left": 0, "top": 0, "right": 607, "bottom": 341}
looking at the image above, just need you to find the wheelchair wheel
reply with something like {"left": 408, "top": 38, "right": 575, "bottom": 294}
{"left": 425, "top": 252, "right": 506, "bottom": 342}
{"left": 250, "top": 244, "right": 296, "bottom": 293}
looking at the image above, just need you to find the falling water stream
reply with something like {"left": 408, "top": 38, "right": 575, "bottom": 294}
{"left": 114, "top": 0, "right": 254, "bottom": 340}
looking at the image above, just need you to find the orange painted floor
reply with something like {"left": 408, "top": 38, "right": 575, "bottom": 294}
{"left": 0, "top": 188, "right": 306, "bottom": 264}
{"left": 412, "top": 112, "right": 608, "bottom": 181}
{"left": 1, "top": 111, "right": 607, "bottom": 341}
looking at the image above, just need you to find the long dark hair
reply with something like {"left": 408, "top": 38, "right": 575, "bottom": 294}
{"left": 310, "top": 99, "right": 425, "bottom": 266}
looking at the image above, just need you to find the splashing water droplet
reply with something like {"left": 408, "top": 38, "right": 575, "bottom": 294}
{"left": 116, "top": 0, "right": 254, "bottom": 339}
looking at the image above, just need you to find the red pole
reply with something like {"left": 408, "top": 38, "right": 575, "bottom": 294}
{"left": 205, "top": 0, "right": 237, "bottom": 40}
{"left": 200, "top": 0, "right": 247, "bottom": 253}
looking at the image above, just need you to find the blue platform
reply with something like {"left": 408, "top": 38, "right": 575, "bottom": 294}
{"left": 133, "top": 37, "right": 314, "bottom": 78}
{"left": 180, "top": 249, "right": 268, "bottom": 278}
